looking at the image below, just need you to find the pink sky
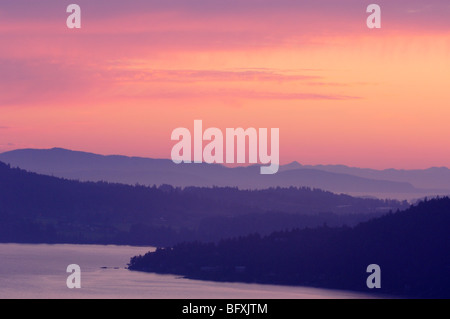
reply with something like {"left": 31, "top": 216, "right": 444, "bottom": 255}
{"left": 0, "top": 1, "right": 450, "bottom": 169}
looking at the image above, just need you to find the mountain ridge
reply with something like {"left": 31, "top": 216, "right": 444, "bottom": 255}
{"left": 0, "top": 148, "right": 449, "bottom": 199}
{"left": 0, "top": 160, "right": 406, "bottom": 246}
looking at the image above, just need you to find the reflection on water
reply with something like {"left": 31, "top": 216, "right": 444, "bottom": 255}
{"left": 0, "top": 243, "right": 380, "bottom": 299}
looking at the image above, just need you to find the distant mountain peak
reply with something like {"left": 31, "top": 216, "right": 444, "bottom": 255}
{"left": 280, "top": 161, "right": 303, "bottom": 170}
{"left": 50, "top": 147, "right": 77, "bottom": 153}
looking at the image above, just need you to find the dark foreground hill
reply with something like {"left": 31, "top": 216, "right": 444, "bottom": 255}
{"left": 128, "top": 197, "right": 450, "bottom": 298}
{"left": 0, "top": 161, "right": 407, "bottom": 246}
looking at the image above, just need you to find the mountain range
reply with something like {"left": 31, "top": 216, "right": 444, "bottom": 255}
{"left": 0, "top": 160, "right": 405, "bottom": 246}
{"left": 1, "top": 148, "right": 449, "bottom": 200}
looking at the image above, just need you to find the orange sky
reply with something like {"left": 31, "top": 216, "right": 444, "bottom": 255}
{"left": 0, "top": 1, "right": 449, "bottom": 169}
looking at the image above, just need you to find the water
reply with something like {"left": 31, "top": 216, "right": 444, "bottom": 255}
{"left": 0, "top": 243, "right": 379, "bottom": 299}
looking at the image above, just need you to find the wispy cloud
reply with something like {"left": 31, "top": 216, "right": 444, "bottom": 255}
{"left": 0, "top": 56, "right": 359, "bottom": 106}
{"left": 241, "top": 91, "right": 360, "bottom": 101}
{"left": 103, "top": 67, "right": 363, "bottom": 101}
{"left": 111, "top": 88, "right": 360, "bottom": 101}
{"left": 103, "top": 63, "right": 321, "bottom": 83}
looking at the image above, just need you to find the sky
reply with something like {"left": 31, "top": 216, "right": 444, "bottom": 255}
{"left": 0, "top": 0, "right": 449, "bottom": 169}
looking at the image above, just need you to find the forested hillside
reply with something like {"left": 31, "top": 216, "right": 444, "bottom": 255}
{"left": 0, "top": 161, "right": 406, "bottom": 246}
{"left": 129, "top": 197, "right": 450, "bottom": 298}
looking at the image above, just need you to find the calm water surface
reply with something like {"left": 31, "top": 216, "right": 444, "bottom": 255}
{"left": 0, "top": 243, "right": 380, "bottom": 299}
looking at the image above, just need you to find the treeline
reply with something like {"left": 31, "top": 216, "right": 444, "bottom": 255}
{"left": 0, "top": 161, "right": 407, "bottom": 246}
{"left": 129, "top": 197, "right": 450, "bottom": 298}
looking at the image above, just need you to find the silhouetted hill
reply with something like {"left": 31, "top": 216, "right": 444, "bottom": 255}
{"left": 0, "top": 161, "right": 407, "bottom": 246}
{"left": 1, "top": 148, "right": 446, "bottom": 199}
{"left": 129, "top": 197, "right": 450, "bottom": 298}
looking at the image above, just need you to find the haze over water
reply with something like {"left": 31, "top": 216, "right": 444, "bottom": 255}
{"left": 0, "top": 243, "right": 379, "bottom": 299}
